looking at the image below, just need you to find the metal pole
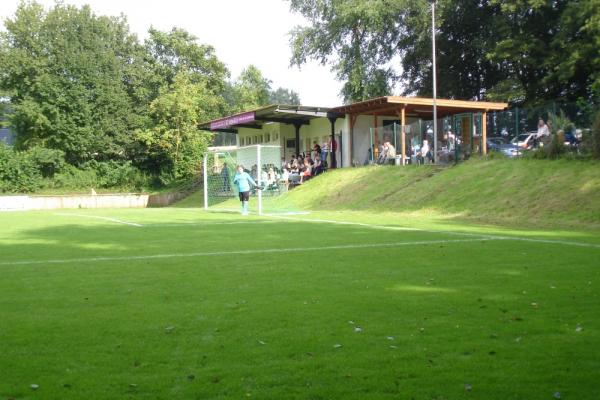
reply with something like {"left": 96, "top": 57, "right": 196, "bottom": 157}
{"left": 393, "top": 122, "right": 397, "bottom": 150}
{"left": 203, "top": 154, "right": 208, "bottom": 210}
{"left": 369, "top": 127, "right": 373, "bottom": 163}
{"left": 431, "top": 0, "right": 438, "bottom": 164}
{"left": 515, "top": 107, "right": 520, "bottom": 157}
{"left": 257, "top": 145, "right": 262, "bottom": 215}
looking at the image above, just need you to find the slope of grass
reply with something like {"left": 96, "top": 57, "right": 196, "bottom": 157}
{"left": 276, "top": 158, "right": 600, "bottom": 228}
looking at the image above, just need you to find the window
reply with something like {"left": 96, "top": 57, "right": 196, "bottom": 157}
{"left": 265, "top": 133, "right": 270, "bottom": 142}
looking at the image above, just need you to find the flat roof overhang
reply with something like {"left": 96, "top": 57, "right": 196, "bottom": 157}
{"left": 330, "top": 96, "right": 508, "bottom": 118}
{"left": 199, "top": 104, "right": 339, "bottom": 133}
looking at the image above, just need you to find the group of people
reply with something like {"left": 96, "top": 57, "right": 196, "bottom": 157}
{"left": 284, "top": 151, "right": 326, "bottom": 184}
{"left": 375, "top": 141, "right": 396, "bottom": 164}
{"left": 370, "top": 138, "right": 434, "bottom": 165}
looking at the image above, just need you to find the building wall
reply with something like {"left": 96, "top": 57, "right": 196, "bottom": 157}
{"left": 237, "top": 123, "right": 282, "bottom": 147}
{"left": 234, "top": 118, "right": 344, "bottom": 166}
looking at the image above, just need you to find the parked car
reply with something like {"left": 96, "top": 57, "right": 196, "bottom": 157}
{"left": 498, "top": 143, "right": 522, "bottom": 157}
{"left": 487, "top": 136, "right": 520, "bottom": 157}
{"left": 486, "top": 137, "right": 507, "bottom": 152}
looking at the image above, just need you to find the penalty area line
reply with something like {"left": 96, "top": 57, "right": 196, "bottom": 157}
{"left": 0, "top": 238, "right": 494, "bottom": 267}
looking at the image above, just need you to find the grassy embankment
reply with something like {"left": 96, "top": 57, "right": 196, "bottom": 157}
{"left": 266, "top": 158, "right": 600, "bottom": 229}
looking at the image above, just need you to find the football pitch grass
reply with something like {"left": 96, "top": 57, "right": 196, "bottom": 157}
{"left": 1, "top": 208, "right": 599, "bottom": 399}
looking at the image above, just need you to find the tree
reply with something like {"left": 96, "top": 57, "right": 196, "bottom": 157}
{"left": 134, "top": 71, "right": 217, "bottom": 183}
{"left": 288, "top": 0, "right": 600, "bottom": 107}
{"left": 231, "top": 65, "right": 272, "bottom": 112}
{"left": 288, "top": 0, "right": 400, "bottom": 103}
{"left": 144, "top": 27, "right": 229, "bottom": 99}
{"left": 269, "top": 87, "right": 301, "bottom": 105}
{"left": 488, "top": 0, "right": 600, "bottom": 105}
{"left": 0, "top": 1, "right": 145, "bottom": 164}
{"left": 402, "top": 0, "right": 509, "bottom": 100}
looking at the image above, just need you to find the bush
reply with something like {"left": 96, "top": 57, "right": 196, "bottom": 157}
{"left": 0, "top": 144, "right": 44, "bottom": 193}
{"left": 84, "top": 160, "right": 145, "bottom": 189}
{"left": 487, "top": 150, "right": 507, "bottom": 160}
{"left": 0, "top": 144, "right": 150, "bottom": 193}
{"left": 53, "top": 161, "right": 149, "bottom": 191}
{"left": 51, "top": 164, "right": 97, "bottom": 189}
{"left": 27, "top": 146, "right": 65, "bottom": 177}
{"left": 546, "top": 131, "right": 567, "bottom": 159}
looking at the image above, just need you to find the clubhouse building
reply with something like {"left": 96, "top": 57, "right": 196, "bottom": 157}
{"left": 199, "top": 97, "right": 508, "bottom": 167}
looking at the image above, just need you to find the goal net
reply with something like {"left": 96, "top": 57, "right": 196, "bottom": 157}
{"left": 203, "top": 145, "right": 299, "bottom": 215}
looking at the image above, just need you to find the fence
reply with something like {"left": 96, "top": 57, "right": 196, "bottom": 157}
{"left": 365, "top": 101, "right": 594, "bottom": 165}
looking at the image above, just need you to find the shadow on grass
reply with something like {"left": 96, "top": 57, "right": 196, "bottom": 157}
{"left": 1, "top": 215, "right": 449, "bottom": 265}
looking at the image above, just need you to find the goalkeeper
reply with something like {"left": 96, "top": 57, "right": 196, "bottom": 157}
{"left": 233, "top": 165, "right": 260, "bottom": 215}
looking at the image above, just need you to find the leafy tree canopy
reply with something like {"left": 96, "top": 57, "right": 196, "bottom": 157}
{"left": 145, "top": 27, "right": 229, "bottom": 98}
{"left": 0, "top": 1, "right": 145, "bottom": 164}
{"left": 289, "top": 0, "right": 400, "bottom": 103}
{"left": 231, "top": 65, "right": 272, "bottom": 112}
{"left": 135, "top": 71, "right": 216, "bottom": 182}
{"left": 288, "top": 0, "right": 600, "bottom": 106}
{"left": 270, "top": 87, "right": 301, "bottom": 105}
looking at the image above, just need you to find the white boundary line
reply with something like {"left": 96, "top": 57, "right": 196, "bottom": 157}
{"left": 144, "top": 220, "right": 278, "bottom": 227}
{"left": 0, "top": 238, "right": 493, "bottom": 266}
{"left": 266, "top": 215, "right": 600, "bottom": 249}
{"left": 54, "top": 213, "right": 143, "bottom": 227}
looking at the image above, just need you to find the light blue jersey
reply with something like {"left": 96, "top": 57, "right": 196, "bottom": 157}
{"left": 233, "top": 171, "right": 256, "bottom": 192}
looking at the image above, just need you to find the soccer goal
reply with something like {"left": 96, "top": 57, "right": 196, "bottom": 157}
{"left": 203, "top": 145, "right": 291, "bottom": 215}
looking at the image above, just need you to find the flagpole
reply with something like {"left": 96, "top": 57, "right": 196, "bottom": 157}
{"left": 431, "top": 0, "right": 438, "bottom": 164}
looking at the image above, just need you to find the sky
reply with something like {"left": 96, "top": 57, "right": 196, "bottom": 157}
{"left": 1, "top": 0, "right": 345, "bottom": 107}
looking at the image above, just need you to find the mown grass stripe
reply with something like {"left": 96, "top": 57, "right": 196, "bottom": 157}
{"left": 0, "top": 238, "right": 493, "bottom": 266}
{"left": 268, "top": 215, "right": 600, "bottom": 249}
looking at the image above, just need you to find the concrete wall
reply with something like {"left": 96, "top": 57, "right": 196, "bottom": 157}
{"left": 0, "top": 191, "right": 190, "bottom": 211}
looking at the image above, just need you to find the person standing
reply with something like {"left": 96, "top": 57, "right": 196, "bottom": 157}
{"left": 321, "top": 139, "right": 329, "bottom": 165}
{"left": 536, "top": 118, "right": 550, "bottom": 147}
{"left": 421, "top": 140, "right": 431, "bottom": 164}
{"left": 233, "top": 165, "right": 259, "bottom": 215}
{"left": 329, "top": 136, "right": 338, "bottom": 168}
{"left": 385, "top": 141, "right": 396, "bottom": 164}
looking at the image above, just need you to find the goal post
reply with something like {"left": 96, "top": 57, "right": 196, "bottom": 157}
{"left": 203, "top": 145, "right": 292, "bottom": 215}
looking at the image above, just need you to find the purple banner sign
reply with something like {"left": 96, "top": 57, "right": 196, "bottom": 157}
{"left": 210, "top": 111, "right": 255, "bottom": 130}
